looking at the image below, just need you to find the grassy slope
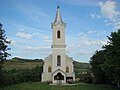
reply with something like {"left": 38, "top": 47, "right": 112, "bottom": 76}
{"left": 3, "top": 61, "right": 43, "bottom": 70}
{"left": 74, "top": 61, "right": 90, "bottom": 74}
{"left": 0, "top": 82, "right": 119, "bottom": 90}
{"left": 3, "top": 58, "right": 43, "bottom": 70}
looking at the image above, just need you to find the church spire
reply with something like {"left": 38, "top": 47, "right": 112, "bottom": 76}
{"left": 53, "top": 5, "right": 65, "bottom": 24}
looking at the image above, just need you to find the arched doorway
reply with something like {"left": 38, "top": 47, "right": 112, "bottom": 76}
{"left": 54, "top": 72, "right": 64, "bottom": 84}
{"left": 54, "top": 72, "right": 64, "bottom": 80}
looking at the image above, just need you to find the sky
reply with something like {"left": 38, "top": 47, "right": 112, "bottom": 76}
{"left": 0, "top": 0, "right": 120, "bottom": 62}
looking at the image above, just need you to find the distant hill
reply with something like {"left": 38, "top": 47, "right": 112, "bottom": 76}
{"left": 11, "top": 57, "right": 43, "bottom": 62}
{"left": 4, "top": 57, "right": 44, "bottom": 70}
{"left": 73, "top": 61, "right": 90, "bottom": 77}
{"left": 4, "top": 57, "right": 90, "bottom": 76}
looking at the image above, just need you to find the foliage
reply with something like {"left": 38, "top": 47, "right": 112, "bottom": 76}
{"left": 0, "top": 23, "right": 10, "bottom": 86}
{"left": 90, "top": 29, "right": 120, "bottom": 87}
{"left": 0, "top": 65, "right": 43, "bottom": 86}
{"left": 90, "top": 50, "right": 106, "bottom": 84}
{"left": 80, "top": 72, "right": 93, "bottom": 83}
{"left": 102, "top": 29, "right": 120, "bottom": 85}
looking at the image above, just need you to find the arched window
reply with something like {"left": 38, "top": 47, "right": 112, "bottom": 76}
{"left": 57, "top": 55, "right": 61, "bottom": 66}
{"left": 57, "top": 30, "right": 60, "bottom": 38}
{"left": 66, "top": 66, "right": 69, "bottom": 73}
{"left": 48, "top": 66, "right": 51, "bottom": 73}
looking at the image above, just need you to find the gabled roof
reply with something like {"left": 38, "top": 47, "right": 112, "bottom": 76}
{"left": 52, "top": 69, "right": 66, "bottom": 75}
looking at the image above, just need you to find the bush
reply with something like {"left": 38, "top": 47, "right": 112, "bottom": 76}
{"left": 0, "top": 65, "right": 43, "bottom": 87}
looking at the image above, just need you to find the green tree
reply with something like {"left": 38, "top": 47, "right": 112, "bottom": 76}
{"left": 102, "top": 29, "right": 120, "bottom": 87}
{"left": 0, "top": 23, "right": 11, "bottom": 86}
{"left": 90, "top": 50, "right": 106, "bottom": 84}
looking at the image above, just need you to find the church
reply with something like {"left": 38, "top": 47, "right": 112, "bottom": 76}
{"left": 42, "top": 5, "right": 75, "bottom": 84}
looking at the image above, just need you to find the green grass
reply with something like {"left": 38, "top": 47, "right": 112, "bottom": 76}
{"left": 0, "top": 82, "right": 119, "bottom": 90}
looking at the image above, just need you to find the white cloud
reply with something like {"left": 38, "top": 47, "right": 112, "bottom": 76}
{"left": 16, "top": 32, "right": 41, "bottom": 39}
{"left": 98, "top": 0, "right": 120, "bottom": 30}
{"left": 98, "top": 0, "right": 119, "bottom": 20}
{"left": 19, "top": 28, "right": 25, "bottom": 31}
{"left": 78, "top": 51, "right": 93, "bottom": 55}
{"left": 19, "top": 46, "right": 49, "bottom": 51}
{"left": 67, "top": 31, "right": 107, "bottom": 55}
{"left": 16, "top": 32, "right": 33, "bottom": 39}
{"left": 90, "top": 13, "right": 101, "bottom": 19}
{"left": 60, "top": 0, "right": 104, "bottom": 6}
{"left": 18, "top": 45, "right": 51, "bottom": 56}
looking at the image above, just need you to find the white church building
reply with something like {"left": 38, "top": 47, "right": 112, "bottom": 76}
{"left": 42, "top": 5, "right": 75, "bottom": 84}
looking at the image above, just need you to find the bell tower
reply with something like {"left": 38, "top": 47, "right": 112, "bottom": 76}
{"left": 51, "top": 5, "right": 66, "bottom": 72}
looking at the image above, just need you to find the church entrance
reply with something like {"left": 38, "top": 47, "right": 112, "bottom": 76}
{"left": 54, "top": 72, "right": 64, "bottom": 84}
{"left": 54, "top": 72, "right": 64, "bottom": 80}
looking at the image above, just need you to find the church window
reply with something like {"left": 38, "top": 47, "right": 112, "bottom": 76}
{"left": 57, "top": 55, "right": 61, "bottom": 66}
{"left": 66, "top": 66, "right": 69, "bottom": 73}
{"left": 57, "top": 30, "right": 60, "bottom": 38}
{"left": 48, "top": 66, "right": 51, "bottom": 73}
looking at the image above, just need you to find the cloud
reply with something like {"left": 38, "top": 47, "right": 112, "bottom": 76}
{"left": 78, "top": 51, "right": 93, "bottom": 55}
{"left": 90, "top": 13, "right": 101, "bottom": 19}
{"left": 18, "top": 45, "right": 51, "bottom": 56}
{"left": 42, "top": 36, "right": 52, "bottom": 43}
{"left": 98, "top": 0, "right": 120, "bottom": 30}
{"left": 19, "top": 46, "right": 49, "bottom": 51}
{"left": 60, "top": 0, "right": 105, "bottom": 6}
{"left": 98, "top": 0, "right": 119, "bottom": 20}
{"left": 66, "top": 31, "right": 107, "bottom": 56}
{"left": 16, "top": 32, "right": 40, "bottom": 39}
{"left": 16, "top": 32, "right": 33, "bottom": 39}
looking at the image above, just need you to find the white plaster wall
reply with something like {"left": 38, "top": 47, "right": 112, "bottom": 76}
{"left": 42, "top": 55, "right": 52, "bottom": 82}
{"left": 52, "top": 48, "right": 66, "bottom": 72}
{"left": 52, "top": 24, "right": 65, "bottom": 45}
{"left": 65, "top": 56, "right": 74, "bottom": 73}
{"left": 42, "top": 73, "right": 52, "bottom": 82}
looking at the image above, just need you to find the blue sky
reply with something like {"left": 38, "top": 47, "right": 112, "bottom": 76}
{"left": 0, "top": 0, "right": 120, "bottom": 62}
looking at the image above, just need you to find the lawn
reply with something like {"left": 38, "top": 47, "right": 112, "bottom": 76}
{"left": 0, "top": 82, "right": 119, "bottom": 90}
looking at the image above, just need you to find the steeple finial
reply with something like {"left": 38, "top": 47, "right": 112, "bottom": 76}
{"left": 57, "top": 0, "right": 60, "bottom": 9}
{"left": 57, "top": 5, "right": 60, "bottom": 9}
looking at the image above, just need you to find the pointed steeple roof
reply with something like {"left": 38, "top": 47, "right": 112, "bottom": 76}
{"left": 52, "top": 5, "right": 65, "bottom": 25}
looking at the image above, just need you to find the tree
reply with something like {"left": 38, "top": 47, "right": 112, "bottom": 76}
{"left": 0, "top": 23, "right": 11, "bottom": 86}
{"left": 90, "top": 50, "right": 106, "bottom": 84}
{"left": 90, "top": 29, "right": 120, "bottom": 87}
{"left": 102, "top": 29, "right": 120, "bottom": 87}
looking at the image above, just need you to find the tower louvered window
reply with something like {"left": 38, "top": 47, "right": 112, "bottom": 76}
{"left": 57, "top": 30, "right": 60, "bottom": 38}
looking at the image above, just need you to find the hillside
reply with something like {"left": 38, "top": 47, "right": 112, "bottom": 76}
{"left": 3, "top": 57, "right": 90, "bottom": 75}
{"left": 74, "top": 61, "right": 90, "bottom": 75}
{"left": 3, "top": 57, "right": 44, "bottom": 70}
